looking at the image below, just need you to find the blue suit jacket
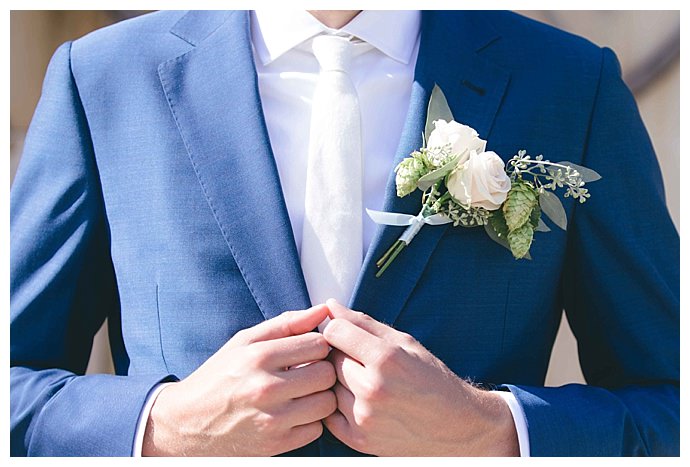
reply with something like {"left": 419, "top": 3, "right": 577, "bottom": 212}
{"left": 10, "top": 10, "right": 679, "bottom": 456}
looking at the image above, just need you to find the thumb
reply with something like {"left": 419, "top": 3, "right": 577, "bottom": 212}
{"left": 236, "top": 304, "right": 331, "bottom": 344}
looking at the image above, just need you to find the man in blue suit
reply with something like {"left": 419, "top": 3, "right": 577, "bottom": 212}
{"left": 10, "top": 10, "right": 679, "bottom": 456}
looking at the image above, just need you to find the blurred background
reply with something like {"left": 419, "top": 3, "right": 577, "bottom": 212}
{"left": 10, "top": 10, "right": 680, "bottom": 385}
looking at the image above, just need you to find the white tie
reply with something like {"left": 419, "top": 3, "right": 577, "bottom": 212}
{"left": 301, "top": 35, "right": 363, "bottom": 308}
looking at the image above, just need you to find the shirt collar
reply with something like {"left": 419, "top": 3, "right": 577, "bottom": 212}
{"left": 251, "top": 10, "right": 421, "bottom": 66}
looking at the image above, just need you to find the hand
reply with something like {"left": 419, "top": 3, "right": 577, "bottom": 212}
{"left": 142, "top": 305, "right": 337, "bottom": 456}
{"left": 322, "top": 300, "right": 519, "bottom": 456}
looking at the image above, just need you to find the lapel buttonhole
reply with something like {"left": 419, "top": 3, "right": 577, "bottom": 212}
{"left": 461, "top": 79, "right": 486, "bottom": 96}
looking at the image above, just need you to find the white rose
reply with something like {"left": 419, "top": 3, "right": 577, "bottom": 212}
{"left": 427, "top": 119, "right": 486, "bottom": 165}
{"left": 447, "top": 150, "right": 511, "bottom": 211}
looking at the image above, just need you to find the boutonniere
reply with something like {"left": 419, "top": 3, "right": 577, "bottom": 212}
{"left": 368, "top": 85, "right": 601, "bottom": 277}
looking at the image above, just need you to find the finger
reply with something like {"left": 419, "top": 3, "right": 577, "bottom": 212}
{"left": 323, "top": 411, "right": 354, "bottom": 449}
{"left": 279, "top": 360, "right": 336, "bottom": 399}
{"left": 325, "top": 299, "right": 396, "bottom": 340}
{"left": 332, "top": 382, "right": 356, "bottom": 426}
{"left": 284, "top": 390, "right": 337, "bottom": 427}
{"left": 330, "top": 349, "right": 367, "bottom": 394}
{"left": 322, "top": 318, "right": 384, "bottom": 367}
{"left": 285, "top": 421, "right": 324, "bottom": 452}
{"left": 254, "top": 332, "right": 330, "bottom": 370}
{"left": 238, "top": 304, "right": 331, "bottom": 344}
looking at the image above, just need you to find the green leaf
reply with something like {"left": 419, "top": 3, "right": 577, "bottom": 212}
{"left": 535, "top": 217, "right": 551, "bottom": 232}
{"left": 417, "top": 154, "right": 460, "bottom": 191}
{"left": 484, "top": 222, "right": 511, "bottom": 252}
{"left": 489, "top": 210, "right": 510, "bottom": 237}
{"left": 507, "top": 223, "right": 534, "bottom": 259}
{"left": 487, "top": 211, "right": 532, "bottom": 259}
{"left": 503, "top": 181, "right": 538, "bottom": 231}
{"left": 539, "top": 190, "right": 567, "bottom": 230}
{"left": 424, "top": 84, "right": 454, "bottom": 143}
{"left": 556, "top": 161, "right": 602, "bottom": 182}
{"left": 529, "top": 204, "right": 541, "bottom": 229}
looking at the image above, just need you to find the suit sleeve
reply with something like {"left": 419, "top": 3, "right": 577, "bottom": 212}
{"left": 504, "top": 47, "right": 679, "bottom": 456}
{"left": 10, "top": 42, "right": 175, "bottom": 457}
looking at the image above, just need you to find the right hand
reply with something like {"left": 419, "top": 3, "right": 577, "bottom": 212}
{"left": 142, "top": 305, "right": 337, "bottom": 456}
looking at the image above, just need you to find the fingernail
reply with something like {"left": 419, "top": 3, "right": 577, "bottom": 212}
{"left": 317, "top": 316, "right": 331, "bottom": 333}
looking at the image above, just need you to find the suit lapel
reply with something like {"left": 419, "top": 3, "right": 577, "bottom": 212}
{"left": 350, "top": 11, "right": 511, "bottom": 326}
{"left": 158, "top": 11, "right": 311, "bottom": 320}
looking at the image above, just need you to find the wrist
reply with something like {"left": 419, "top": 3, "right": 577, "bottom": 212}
{"left": 467, "top": 388, "right": 520, "bottom": 456}
{"left": 141, "top": 383, "right": 180, "bottom": 456}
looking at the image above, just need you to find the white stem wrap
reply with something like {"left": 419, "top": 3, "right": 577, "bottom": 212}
{"left": 366, "top": 208, "right": 452, "bottom": 245}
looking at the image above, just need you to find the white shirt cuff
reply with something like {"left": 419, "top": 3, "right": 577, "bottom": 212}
{"left": 494, "top": 390, "right": 531, "bottom": 457}
{"left": 133, "top": 384, "right": 530, "bottom": 456}
{"left": 133, "top": 382, "right": 174, "bottom": 457}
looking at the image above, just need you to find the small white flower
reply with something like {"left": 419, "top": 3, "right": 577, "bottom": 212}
{"left": 395, "top": 156, "right": 426, "bottom": 197}
{"left": 447, "top": 150, "right": 511, "bottom": 211}
{"left": 427, "top": 119, "right": 486, "bottom": 165}
{"left": 425, "top": 146, "right": 453, "bottom": 167}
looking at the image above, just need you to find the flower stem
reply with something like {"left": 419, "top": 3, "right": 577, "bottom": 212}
{"left": 436, "top": 191, "right": 452, "bottom": 205}
{"left": 376, "top": 239, "right": 402, "bottom": 268}
{"left": 375, "top": 241, "right": 407, "bottom": 278}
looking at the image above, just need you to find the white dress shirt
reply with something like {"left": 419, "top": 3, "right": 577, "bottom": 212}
{"left": 252, "top": 9, "right": 420, "bottom": 256}
{"left": 134, "top": 10, "right": 529, "bottom": 456}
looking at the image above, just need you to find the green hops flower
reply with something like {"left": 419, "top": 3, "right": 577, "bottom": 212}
{"left": 395, "top": 155, "right": 427, "bottom": 197}
{"left": 503, "top": 181, "right": 539, "bottom": 231}
{"left": 508, "top": 222, "right": 534, "bottom": 259}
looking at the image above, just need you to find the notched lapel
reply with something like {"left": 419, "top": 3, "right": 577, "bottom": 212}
{"left": 351, "top": 11, "right": 511, "bottom": 326}
{"left": 158, "top": 11, "right": 311, "bottom": 320}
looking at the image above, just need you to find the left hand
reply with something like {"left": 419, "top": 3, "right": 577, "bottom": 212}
{"left": 322, "top": 299, "right": 519, "bottom": 456}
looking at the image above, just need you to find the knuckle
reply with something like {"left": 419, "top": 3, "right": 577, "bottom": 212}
{"left": 354, "top": 311, "right": 370, "bottom": 321}
{"left": 245, "top": 345, "right": 271, "bottom": 368}
{"left": 310, "top": 333, "right": 330, "bottom": 357}
{"left": 361, "top": 375, "right": 387, "bottom": 402}
{"left": 318, "top": 361, "right": 337, "bottom": 388}
{"left": 353, "top": 402, "right": 375, "bottom": 431}
{"left": 231, "top": 328, "right": 251, "bottom": 345}
{"left": 305, "top": 361, "right": 336, "bottom": 392}
{"left": 250, "top": 375, "right": 280, "bottom": 403}
{"left": 323, "top": 318, "right": 345, "bottom": 339}
{"left": 254, "top": 411, "right": 281, "bottom": 436}
{"left": 309, "top": 420, "right": 325, "bottom": 440}
{"left": 399, "top": 331, "right": 417, "bottom": 346}
{"left": 287, "top": 422, "right": 322, "bottom": 451}
{"left": 322, "top": 390, "right": 338, "bottom": 414}
{"left": 374, "top": 345, "right": 405, "bottom": 370}
{"left": 299, "top": 422, "right": 324, "bottom": 447}
{"left": 350, "top": 431, "right": 371, "bottom": 453}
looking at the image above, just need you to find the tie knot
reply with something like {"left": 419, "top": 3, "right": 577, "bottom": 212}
{"left": 312, "top": 35, "right": 353, "bottom": 73}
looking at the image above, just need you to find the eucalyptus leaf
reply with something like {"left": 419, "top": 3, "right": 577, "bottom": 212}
{"left": 539, "top": 190, "right": 567, "bottom": 230}
{"left": 556, "top": 161, "right": 602, "bottom": 182}
{"left": 417, "top": 154, "right": 460, "bottom": 191}
{"left": 535, "top": 217, "right": 551, "bottom": 232}
{"left": 424, "top": 84, "right": 454, "bottom": 143}
{"left": 529, "top": 204, "right": 541, "bottom": 230}
{"left": 489, "top": 210, "right": 509, "bottom": 236}
{"left": 484, "top": 223, "right": 511, "bottom": 252}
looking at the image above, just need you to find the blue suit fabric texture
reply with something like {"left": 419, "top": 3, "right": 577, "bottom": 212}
{"left": 10, "top": 10, "right": 679, "bottom": 456}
